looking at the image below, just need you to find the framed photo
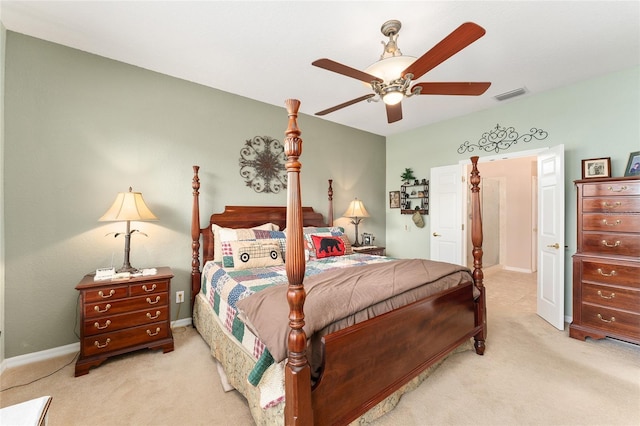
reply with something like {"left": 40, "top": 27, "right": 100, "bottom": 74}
{"left": 362, "top": 235, "right": 372, "bottom": 246}
{"left": 581, "top": 157, "right": 611, "bottom": 179}
{"left": 389, "top": 191, "right": 400, "bottom": 208}
{"left": 624, "top": 151, "right": 640, "bottom": 177}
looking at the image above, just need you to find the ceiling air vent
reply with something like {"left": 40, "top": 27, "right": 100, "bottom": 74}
{"left": 494, "top": 87, "right": 527, "bottom": 101}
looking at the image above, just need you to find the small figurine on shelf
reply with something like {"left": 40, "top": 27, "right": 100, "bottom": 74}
{"left": 400, "top": 168, "right": 415, "bottom": 184}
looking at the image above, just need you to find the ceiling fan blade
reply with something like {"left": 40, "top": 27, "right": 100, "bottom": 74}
{"left": 312, "top": 58, "right": 383, "bottom": 84}
{"left": 315, "top": 94, "right": 376, "bottom": 116}
{"left": 413, "top": 82, "right": 491, "bottom": 96}
{"left": 386, "top": 103, "right": 403, "bottom": 123}
{"left": 402, "top": 22, "right": 486, "bottom": 80}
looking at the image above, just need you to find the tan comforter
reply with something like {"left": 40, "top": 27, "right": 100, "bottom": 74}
{"left": 236, "top": 258, "right": 474, "bottom": 363}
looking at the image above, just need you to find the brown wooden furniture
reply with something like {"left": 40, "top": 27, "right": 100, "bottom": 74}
{"left": 352, "top": 245, "right": 386, "bottom": 256}
{"left": 75, "top": 267, "right": 175, "bottom": 376}
{"left": 191, "top": 99, "right": 486, "bottom": 425}
{"left": 570, "top": 177, "right": 640, "bottom": 344}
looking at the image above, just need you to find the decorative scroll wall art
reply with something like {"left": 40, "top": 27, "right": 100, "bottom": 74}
{"left": 239, "top": 136, "right": 287, "bottom": 193}
{"left": 458, "top": 124, "right": 548, "bottom": 154}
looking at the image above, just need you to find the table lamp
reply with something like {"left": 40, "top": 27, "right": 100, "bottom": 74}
{"left": 99, "top": 187, "right": 158, "bottom": 272}
{"left": 343, "top": 198, "right": 370, "bottom": 247}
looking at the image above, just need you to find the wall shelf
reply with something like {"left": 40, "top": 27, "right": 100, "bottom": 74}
{"left": 400, "top": 180, "right": 429, "bottom": 215}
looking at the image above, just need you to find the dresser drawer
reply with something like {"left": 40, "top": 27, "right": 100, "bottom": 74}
{"left": 581, "top": 304, "right": 640, "bottom": 339}
{"left": 581, "top": 259, "right": 640, "bottom": 288}
{"left": 582, "top": 214, "right": 640, "bottom": 232}
{"left": 581, "top": 232, "right": 640, "bottom": 257}
{"left": 83, "top": 306, "right": 169, "bottom": 336}
{"left": 582, "top": 284, "right": 640, "bottom": 312}
{"left": 582, "top": 181, "right": 640, "bottom": 197}
{"left": 84, "top": 293, "right": 168, "bottom": 319}
{"left": 83, "top": 285, "right": 129, "bottom": 303}
{"left": 82, "top": 322, "right": 170, "bottom": 357}
{"left": 130, "top": 280, "right": 168, "bottom": 296}
{"left": 582, "top": 197, "right": 640, "bottom": 213}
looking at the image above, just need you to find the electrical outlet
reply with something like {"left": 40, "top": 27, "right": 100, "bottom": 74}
{"left": 176, "top": 291, "right": 184, "bottom": 304}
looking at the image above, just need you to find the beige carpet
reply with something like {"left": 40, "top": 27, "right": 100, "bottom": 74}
{"left": 1, "top": 268, "right": 639, "bottom": 425}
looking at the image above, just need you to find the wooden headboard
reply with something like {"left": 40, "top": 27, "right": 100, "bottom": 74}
{"left": 190, "top": 168, "right": 333, "bottom": 307}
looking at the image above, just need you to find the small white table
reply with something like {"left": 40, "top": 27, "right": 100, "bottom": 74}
{"left": 0, "top": 396, "right": 52, "bottom": 426}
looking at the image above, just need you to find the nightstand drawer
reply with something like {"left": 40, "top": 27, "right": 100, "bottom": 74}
{"left": 84, "top": 293, "right": 168, "bottom": 318}
{"left": 130, "top": 280, "right": 169, "bottom": 296}
{"left": 83, "top": 306, "right": 169, "bottom": 336}
{"left": 84, "top": 285, "right": 129, "bottom": 303}
{"left": 82, "top": 322, "right": 170, "bottom": 357}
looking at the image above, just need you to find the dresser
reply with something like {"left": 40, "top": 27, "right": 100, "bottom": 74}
{"left": 570, "top": 177, "right": 640, "bottom": 345}
{"left": 75, "top": 267, "right": 175, "bottom": 376}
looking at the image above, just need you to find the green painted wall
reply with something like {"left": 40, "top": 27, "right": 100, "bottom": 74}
{"left": 3, "top": 32, "right": 385, "bottom": 358}
{"left": 385, "top": 66, "right": 640, "bottom": 314}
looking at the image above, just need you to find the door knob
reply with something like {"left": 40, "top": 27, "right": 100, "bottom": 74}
{"left": 546, "top": 243, "right": 560, "bottom": 249}
{"left": 433, "top": 232, "right": 441, "bottom": 237}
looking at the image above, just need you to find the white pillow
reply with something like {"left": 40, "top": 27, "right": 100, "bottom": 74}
{"left": 212, "top": 223, "right": 279, "bottom": 262}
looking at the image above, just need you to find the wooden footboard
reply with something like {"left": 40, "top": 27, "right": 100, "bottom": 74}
{"left": 312, "top": 282, "right": 478, "bottom": 425}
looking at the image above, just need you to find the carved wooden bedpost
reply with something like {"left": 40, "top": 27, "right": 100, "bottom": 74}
{"left": 328, "top": 179, "right": 334, "bottom": 226}
{"left": 469, "top": 156, "right": 486, "bottom": 355}
{"left": 283, "top": 99, "right": 313, "bottom": 425}
{"left": 191, "top": 165, "right": 201, "bottom": 311}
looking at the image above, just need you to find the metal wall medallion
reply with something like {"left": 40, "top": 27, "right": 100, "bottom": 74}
{"left": 458, "top": 124, "right": 549, "bottom": 154}
{"left": 239, "top": 136, "right": 287, "bottom": 193}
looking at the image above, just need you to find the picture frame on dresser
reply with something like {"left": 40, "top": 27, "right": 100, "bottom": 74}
{"left": 624, "top": 151, "right": 640, "bottom": 176}
{"left": 581, "top": 157, "right": 611, "bottom": 179}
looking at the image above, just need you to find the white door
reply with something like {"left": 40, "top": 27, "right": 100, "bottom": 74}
{"left": 537, "top": 145, "right": 565, "bottom": 330}
{"left": 430, "top": 165, "right": 463, "bottom": 264}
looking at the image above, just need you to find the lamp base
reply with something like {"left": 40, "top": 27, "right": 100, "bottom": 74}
{"left": 116, "top": 265, "right": 139, "bottom": 274}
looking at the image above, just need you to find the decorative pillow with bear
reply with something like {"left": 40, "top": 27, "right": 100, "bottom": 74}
{"left": 212, "top": 223, "right": 280, "bottom": 263}
{"left": 229, "top": 241, "right": 284, "bottom": 270}
{"left": 311, "top": 235, "right": 346, "bottom": 259}
{"left": 218, "top": 228, "right": 286, "bottom": 268}
{"left": 299, "top": 226, "right": 349, "bottom": 258}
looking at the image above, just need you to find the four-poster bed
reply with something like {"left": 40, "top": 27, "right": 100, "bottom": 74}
{"left": 190, "top": 99, "right": 486, "bottom": 425}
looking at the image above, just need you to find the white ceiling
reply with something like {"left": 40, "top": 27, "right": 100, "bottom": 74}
{"left": 1, "top": 1, "right": 639, "bottom": 137}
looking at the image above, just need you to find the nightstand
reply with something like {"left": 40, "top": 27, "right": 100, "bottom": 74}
{"left": 352, "top": 246, "right": 386, "bottom": 256}
{"left": 75, "top": 266, "right": 175, "bottom": 376}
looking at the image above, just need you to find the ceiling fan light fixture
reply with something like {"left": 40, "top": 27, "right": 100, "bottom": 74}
{"left": 364, "top": 55, "right": 416, "bottom": 84}
{"left": 382, "top": 88, "right": 405, "bottom": 105}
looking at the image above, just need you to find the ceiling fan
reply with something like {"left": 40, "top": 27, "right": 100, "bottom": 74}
{"left": 312, "top": 20, "right": 491, "bottom": 124}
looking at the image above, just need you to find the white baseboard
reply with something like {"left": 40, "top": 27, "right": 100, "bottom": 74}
{"left": 503, "top": 266, "right": 534, "bottom": 274}
{"left": 1, "top": 317, "right": 193, "bottom": 374}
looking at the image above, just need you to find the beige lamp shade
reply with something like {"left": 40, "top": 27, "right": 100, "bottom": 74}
{"left": 99, "top": 187, "right": 158, "bottom": 222}
{"left": 343, "top": 198, "right": 370, "bottom": 219}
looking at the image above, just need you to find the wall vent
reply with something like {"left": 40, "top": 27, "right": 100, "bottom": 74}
{"left": 494, "top": 87, "right": 527, "bottom": 101}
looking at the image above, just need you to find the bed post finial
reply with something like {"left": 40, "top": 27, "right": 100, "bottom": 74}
{"left": 469, "top": 156, "right": 486, "bottom": 355}
{"left": 283, "top": 99, "right": 313, "bottom": 425}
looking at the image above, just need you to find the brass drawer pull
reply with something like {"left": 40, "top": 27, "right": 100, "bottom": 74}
{"left": 142, "top": 284, "right": 157, "bottom": 292}
{"left": 147, "top": 311, "right": 161, "bottom": 320}
{"left": 94, "top": 338, "right": 111, "bottom": 349}
{"left": 596, "top": 268, "right": 616, "bottom": 277}
{"left": 146, "top": 296, "right": 161, "bottom": 305}
{"left": 147, "top": 327, "right": 161, "bottom": 337}
{"left": 601, "top": 201, "right": 621, "bottom": 208}
{"left": 601, "top": 240, "right": 621, "bottom": 248}
{"left": 607, "top": 185, "right": 628, "bottom": 192}
{"left": 597, "top": 314, "right": 615, "bottom": 323}
{"left": 98, "top": 289, "right": 115, "bottom": 299}
{"left": 94, "top": 304, "right": 111, "bottom": 313}
{"left": 601, "top": 219, "right": 621, "bottom": 226}
{"left": 597, "top": 290, "right": 615, "bottom": 300}
{"left": 94, "top": 320, "right": 112, "bottom": 330}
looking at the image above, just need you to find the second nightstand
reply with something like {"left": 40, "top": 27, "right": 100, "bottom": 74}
{"left": 353, "top": 246, "right": 386, "bottom": 256}
{"left": 75, "top": 266, "right": 175, "bottom": 376}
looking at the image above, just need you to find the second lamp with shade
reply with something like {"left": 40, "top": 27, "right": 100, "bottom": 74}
{"left": 343, "top": 198, "right": 370, "bottom": 247}
{"left": 99, "top": 187, "right": 158, "bottom": 273}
